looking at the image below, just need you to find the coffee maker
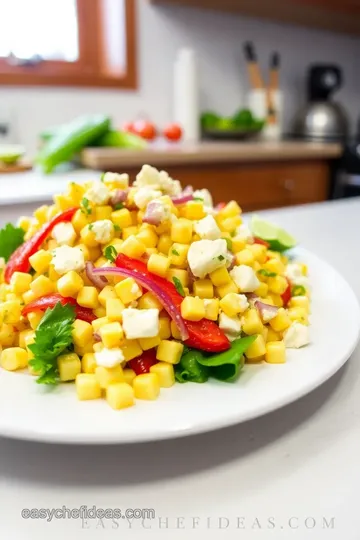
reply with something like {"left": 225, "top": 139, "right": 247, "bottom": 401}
{"left": 291, "top": 64, "right": 349, "bottom": 141}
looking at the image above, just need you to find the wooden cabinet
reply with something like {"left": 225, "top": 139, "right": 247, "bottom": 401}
{"left": 124, "top": 160, "right": 330, "bottom": 211}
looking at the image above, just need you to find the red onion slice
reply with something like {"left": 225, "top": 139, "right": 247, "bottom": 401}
{"left": 254, "top": 300, "right": 279, "bottom": 322}
{"left": 86, "top": 262, "right": 108, "bottom": 290}
{"left": 171, "top": 193, "right": 194, "bottom": 205}
{"left": 110, "top": 190, "right": 128, "bottom": 206}
{"left": 143, "top": 200, "right": 164, "bottom": 225}
{"left": 93, "top": 266, "right": 189, "bottom": 341}
{"left": 93, "top": 332, "right": 102, "bottom": 342}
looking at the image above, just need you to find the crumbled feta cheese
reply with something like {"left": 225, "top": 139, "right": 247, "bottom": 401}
{"left": 134, "top": 164, "right": 182, "bottom": 196}
{"left": 158, "top": 170, "right": 182, "bottom": 197}
{"left": 122, "top": 308, "right": 159, "bottom": 339}
{"left": 194, "top": 215, "right": 221, "bottom": 240}
{"left": 91, "top": 220, "right": 114, "bottom": 244}
{"left": 235, "top": 223, "right": 253, "bottom": 241}
{"left": 102, "top": 172, "right": 129, "bottom": 189}
{"left": 193, "top": 188, "right": 213, "bottom": 209}
{"left": 95, "top": 347, "right": 125, "bottom": 368}
{"left": 84, "top": 182, "right": 110, "bottom": 205}
{"left": 52, "top": 245, "right": 85, "bottom": 275}
{"left": 51, "top": 222, "right": 76, "bottom": 246}
{"left": 187, "top": 239, "right": 227, "bottom": 279}
{"left": 219, "top": 312, "right": 241, "bottom": 336}
{"left": 285, "top": 263, "right": 309, "bottom": 288}
{"left": 261, "top": 307, "right": 278, "bottom": 322}
{"left": 230, "top": 265, "right": 260, "bottom": 292}
{"left": 134, "top": 187, "right": 163, "bottom": 209}
{"left": 131, "top": 283, "right": 141, "bottom": 295}
{"left": 233, "top": 294, "right": 249, "bottom": 313}
{"left": 283, "top": 322, "right": 310, "bottom": 348}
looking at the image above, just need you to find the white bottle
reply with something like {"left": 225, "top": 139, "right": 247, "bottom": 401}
{"left": 173, "top": 48, "right": 199, "bottom": 143}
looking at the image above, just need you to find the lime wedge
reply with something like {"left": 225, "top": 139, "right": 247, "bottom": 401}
{"left": 250, "top": 215, "right": 296, "bottom": 252}
{"left": 0, "top": 145, "right": 25, "bottom": 165}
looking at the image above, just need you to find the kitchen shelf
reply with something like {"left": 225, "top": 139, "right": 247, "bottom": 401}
{"left": 150, "top": 0, "right": 360, "bottom": 35}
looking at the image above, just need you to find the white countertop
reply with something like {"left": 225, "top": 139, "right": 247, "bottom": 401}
{"left": 0, "top": 197, "right": 359, "bottom": 539}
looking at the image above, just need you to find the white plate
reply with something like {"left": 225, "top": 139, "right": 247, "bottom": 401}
{"left": 0, "top": 248, "right": 359, "bottom": 444}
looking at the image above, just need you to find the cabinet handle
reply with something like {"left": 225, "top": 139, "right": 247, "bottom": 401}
{"left": 283, "top": 179, "right": 295, "bottom": 192}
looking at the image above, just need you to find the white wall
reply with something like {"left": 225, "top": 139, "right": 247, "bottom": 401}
{"left": 0, "top": 0, "right": 359, "bottom": 153}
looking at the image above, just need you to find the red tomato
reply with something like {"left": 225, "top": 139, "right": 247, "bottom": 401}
{"left": 281, "top": 279, "right": 292, "bottom": 307}
{"left": 133, "top": 120, "right": 157, "bottom": 141}
{"left": 163, "top": 123, "right": 183, "bottom": 142}
{"left": 128, "top": 349, "right": 158, "bottom": 375}
{"left": 253, "top": 237, "right": 270, "bottom": 248}
{"left": 122, "top": 121, "right": 135, "bottom": 133}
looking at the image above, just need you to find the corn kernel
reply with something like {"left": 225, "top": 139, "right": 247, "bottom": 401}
{"left": 216, "top": 279, "right": 239, "bottom": 298}
{"left": 95, "top": 205, "right": 112, "bottom": 221}
{"left": 245, "top": 334, "right": 266, "bottom": 359}
{"left": 235, "top": 249, "right": 255, "bottom": 266}
{"left": 193, "top": 279, "right": 214, "bottom": 299}
{"left": 171, "top": 219, "right": 193, "bottom": 244}
{"left": 72, "top": 209, "right": 93, "bottom": 235}
{"left": 122, "top": 226, "right": 139, "bottom": 240}
{"left": 107, "top": 382, "right": 135, "bottom": 409}
{"left": 170, "top": 320, "right": 182, "bottom": 340}
{"left": 264, "top": 258, "right": 285, "bottom": 275}
{"left": 57, "top": 271, "right": 84, "bottom": 298}
{"left": 74, "top": 339, "right": 95, "bottom": 356}
{"left": 27, "top": 311, "right": 43, "bottom": 330}
{"left": 106, "top": 298, "right": 125, "bottom": 321}
{"left": 255, "top": 282, "right": 269, "bottom": 298}
{"left": 289, "top": 295, "right": 310, "bottom": 311}
{"left": 181, "top": 296, "right": 205, "bottom": 321}
{"left": 231, "top": 236, "right": 247, "bottom": 254}
{"left": 242, "top": 308, "right": 263, "bottom": 335}
{"left": 288, "top": 307, "right": 309, "bottom": 325}
{"left": 266, "top": 328, "right": 281, "bottom": 342}
{"left": 150, "top": 362, "right": 175, "bottom": 388}
{"left": 76, "top": 374, "right": 102, "bottom": 400}
{"left": 269, "top": 308, "right": 291, "bottom": 332}
{"left": 91, "top": 316, "right": 109, "bottom": 333}
{"left": 30, "top": 275, "right": 54, "bottom": 298}
{"left": 18, "top": 329, "right": 33, "bottom": 349}
{"left": 209, "top": 266, "right": 231, "bottom": 287}
{"left": 17, "top": 216, "right": 32, "bottom": 232}
{"left": 29, "top": 250, "right": 52, "bottom": 274}
{"left": 77, "top": 286, "right": 99, "bottom": 309}
{"left": 72, "top": 319, "right": 93, "bottom": 348}
{"left": 156, "top": 340, "right": 184, "bottom": 365}
{"left": 262, "top": 326, "right": 269, "bottom": 342}
{"left": 119, "top": 235, "right": 146, "bottom": 259}
{"left": 167, "top": 268, "right": 189, "bottom": 289}
{"left": 139, "top": 335, "right": 161, "bottom": 350}
{"left": 265, "top": 341, "right": 286, "bottom": 364}
{"left": 183, "top": 201, "right": 206, "bottom": 220}
{"left": 97, "top": 285, "right": 116, "bottom": 306}
{"left": 147, "top": 253, "right": 170, "bottom": 278}
{"left": 54, "top": 194, "right": 75, "bottom": 211}
{"left": 136, "top": 227, "right": 158, "bottom": 248}
{"left": 111, "top": 208, "right": 133, "bottom": 228}
{"left": 93, "top": 342, "right": 104, "bottom": 353}
{"left": 248, "top": 244, "right": 267, "bottom": 264}
{"left": 80, "top": 224, "right": 98, "bottom": 247}
{"left": 159, "top": 317, "right": 171, "bottom": 339}
{"left": 48, "top": 265, "right": 61, "bottom": 282}
{"left": 95, "top": 364, "right": 124, "bottom": 389}
{"left": 0, "top": 300, "right": 21, "bottom": 324}
{"left": 81, "top": 353, "right": 97, "bottom": 374}
{"left": 220, "top": 293, "right": 248, "bottom": 317}
{"left": 0, "top": 323, "right": 15, "bottom": 346}
{"left": 67, "top": 182, "right": 85, "bottom": 204}
{"left": 121, "top": 339, "right": 143, "bottom": 361}
{"left": 0, "top": 347, "right": 28, "bottom": 371}
{"left": 10, "top": 272, "right": 32, "bottom": 295}
{"left": 219, "top": 215, "right": 242, "bottom": 233}
{"left": 58, "top": 353, "right": 81, "bottom": 381}
{"left": 133, "top": 373, "right": 160, "bottom": 400}
{"left": 100, "top": 322, "right": 123, "bottom": 348}
{"left": 115, "top": 277, "right": 142, "bottom": 305}
{"left": 268, "top": 275, "right": 288, "bottom": 295}
{"left": 269, "top": 294, "right": 284, "bottom": 307}
{"left": 157, "top": 233, "right": 172, "bottom": 255}
{"left": 203, "top": 298, "right": 219, "bottom": 321}
{"left": 217, "top": 200, "right": 241, "bottom": 219}
{"left": 138, "top": 292, "right": 163, "bottom": 311}
{"left": 123, "top": 368, "right": 136, "bottom": 386}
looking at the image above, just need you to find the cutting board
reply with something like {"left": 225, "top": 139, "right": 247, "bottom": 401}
{"left": 0, "top": 160, "right": 32, "bottom": 173}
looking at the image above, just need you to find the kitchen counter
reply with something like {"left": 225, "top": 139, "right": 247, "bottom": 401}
{"left": 0, "top": 197, "right": 359, "bottom": 539}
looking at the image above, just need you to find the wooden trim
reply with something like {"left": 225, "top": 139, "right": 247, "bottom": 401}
{"left": 0, "top": 0, "right": 137, "bottom": 88}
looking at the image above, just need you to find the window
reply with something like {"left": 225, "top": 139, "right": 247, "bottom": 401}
{"left": 0, "top": 0, "right": 137, "bottom": 88}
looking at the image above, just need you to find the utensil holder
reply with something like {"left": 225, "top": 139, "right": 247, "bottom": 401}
{"left": 247, "top": 89, "right": 283, "bottom": 140}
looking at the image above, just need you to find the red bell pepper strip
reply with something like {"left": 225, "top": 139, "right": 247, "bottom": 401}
{"left": 4, "top": 207, "right": 78, "bottom": 283}
{"left": 281, "top": 278, "right": 292, "bottom": 307}
{"left": 116, "top": 254, "right": 230, "bottom": 352}
{"left": 128, "top": 349, "right": 158, "bottom": 375}
{"left": 22, "top": 293, "right": 96, "bottom": 323}
{"left": 253, "top": 237, "right": 270, "bottom": 248}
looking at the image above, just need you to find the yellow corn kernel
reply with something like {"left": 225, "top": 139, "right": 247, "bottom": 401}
{"left": 91, "top": 317, "right": 109, "bottom": 334}
{"left": 10, "top": 272, "right": 32, "bottom": 295}
{"left": 157, "top": 233, "right": 172, "bottom": 255}
{"left": 268, "top": 275, "right": 288, "bottom": 295}
{"left": 57, "top": 271, "right": 84, "bottom": 298}
{"left": 288, "top": 307, "right": 309, "bottom": 325}
{"left": 150, "top": 362, "right": 175, "bottom": 388}
{"left": 0, "top": 323, "right": 15, "bottom": 346}
{"left": 30, "top": 275, "right": 54, "bottom": 298}
{"left": 217, "top": 200, "right": 241, "bottom": 220}
{"left": 75, "top": 339, "right": 95, "bottom": 356}
{"left": 147, "top": 253, "right": 170, "bottom": 278}
{"left": 34, "top": 205, "right": 49, "bottom": 224}
{"left": 46, "top": 239, "right": 58, "bottom": 251}
{"left": 289, "top": 295, "right": 310, "bottom": 311}
{"left": 100, "top": 322, "right": 123, "bottom": 348}
{"left": 111, "top": 208, "right": 133, "bottom": 228}
{"left": 265, "top": 341, "right": 286, "bottom": 364}
{"left": 98, "top": 285, "right": 117, "bottom": 306}
{"left": 203, "top": 298, "right": 219, "bottom": 321}
{"left": 77, "top": 286, "right": 99, "bottom": 309}
{"left": 264, "top": 258, "right": 285, "bottom": 275}
{"left": 24, "top": 223, "right": 40, "bottom": 241}
{"left": 123, "top": 368, "right": 136, "bottom": 386}
{"left": 262, "top": 326, "right": 268, "bottom": 343}
{"left": 58, "top": 353, "right": 81, "bottom": 382}
{"left": 269, "top": 294, "right": 283, "bottom": 307}
{"left": 219, "top": 215, "right": 242, "bottom": 233}
{"left": 266, "top": 328, "right": 281, "bottom": 342}
{"left": 18, "top": 329, "right": 33, "bottom": 349}
{"left": 93, "top": 342, "right": 104, "bottom": 353}
{"left": 156, "top": 340, "right": 184, "bottom": 365}
{"left": 72, "top": 209, "right": 92, "bottom": 235}
{"left": 94, "top": 306, "right": 107, "bottom": 319}
{"left": 72, "top": 319, "right": 93, "bottom": 348}
{"left": 119, "top": 235, "right": 146, "bottom": 259}
{"left": 133, "top": 373, "right": 160, "bottom": 400}
{"left": 193, "top": 279, "right": 214, "bottom": 299}
{"left": 121, "top": 339, "right": 143, "bottom": 361}
{"left": 235, "top": 249, "right": 255, "bottom": 267}
{"left": 76, "top": 374, "right": 102, "bottom": 400}
{"left": 94, "top": 256, "right": 108, "bottom": 268}
{"left": 138, "top": 292, "right": 163, "bottom": 311}
{"left": 0, "top": 300, "right": 21, "bottom": 324}
{"left": 219, "top": 293, "right": 248, "bottom": 317}
{"left": 139, "top": 335, "right": 161, "bottom": 350}
{"left": 269, "top": 308, "right": 291, "bottom": 332}
{"left": 254, "top": 281, "right": 268, "bottom": 297}
{"left": 242, "top": 308, "right": 263, "bottom": 335}
{"left": 145, "top": 248, "right": 158, "bottom": 257}
{"left": 159, "top": 317, "right": 171, "bottom": 340}
{"left": 245, "top": 334, "right": 266, "bottom": 359}
{"left": 156, "top": 221, "right": 171, "bottom": 235}
{"left": 169, "top": 243, "right": 189, "bottom": 268}
{"left": 267, "top": 250, "right": 282, "bottom": 260}
{"left": 216, "top": 279, "right": 239, "bottom": 298}
{"left": 95, "top": 364, "right": 124, "bottom": 389}
{"left": 17, "top": 216, "right": 32, "bottom": 232}
{"left": 183, "top": 201, "right": 206, "bottom": 220}
{"left": 231, "top": 236, "right": 247, "bottom": 254}
{"left": 122, "top": 226, "right": 138, "bottom": 240}
{"left": 0, "top": 347, "right": 28, "bottom": 371}
{"left": 248, "top": 244, "right": 267, "bottom": 264}
{"left": 29, "top": 250, "right": 52, "bottom": 274}
{"left": 48, "top": 265, "right": 61, "bottom": 282}
{"left": 209, "top": 266, "right": 231, "bottom": 287}
{"left": 106, "top": 382, "right": 135, "bottom": 409}
{"left": 95, "top": 205, "right": 112, "bottom": 221}
{"left": 181, "top": 296, "right": 205, "bottom": 321}
{"left": 67, "top": 181, "right": 85, "bottom": 204}
{"left": 136, "top": 227, "right": 158, "bottom": 248}
{"left": 167, "top": 268, "right": 189, "bottom": 289}
{"left": 80, "top": 224, "right": 98, "bottom": 247}
{"left": 170, "top": 320, "right": 182, "bottom": 340}
{"left": 106, "top": 298, "right": 125, "bottom": 321}
{"left": 115, "top": 277, "right": 142, "bottom": 305}
{"left": 171, "top": 218, "right": 193, "bottom": 244}
{"left": 81, "top": 353, "right": 97, "bottom": 374}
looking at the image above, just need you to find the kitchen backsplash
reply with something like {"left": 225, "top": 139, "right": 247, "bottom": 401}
{"left": 0, "top": 0, "right": 359, "bottom": 153}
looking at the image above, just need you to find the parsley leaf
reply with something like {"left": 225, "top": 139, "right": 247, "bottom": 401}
{"left": 225, "top": 238, "right": 233, "bottom": 251}
{"left": 172, "top": 249, "right": 180, "bottom": 256}
{"left": 0, "top": 223, "right": 25, "bottom": 262}
{"left": 104, "top": 245, "right": 117, "bottom": 263}
{"left": 258, "top": 269, "right": 277, "bottom": 278}
{"left": 217, "top": 254, "right": 225, "bottom": 261}
{"left": 292, "top": 285, "right": 306, "bottom": 297}
{"left": 193, "top": 197, "right": 204, "bottom": 202}
{"left": 88, "top": 223, "right": 94, "bottom": 231}
{"left": 28, "top": 302, "right": 76, "bottom": 385}
{"left": 113, "top": 224, "right": 121, "bottom": 232}
{"left": 114, "top": 203, "right": 124, "bottom": 210}
{"left": 173, "top": 277, "right": 185, "bottom": 297}
{"left": 81, "top": 197, "right": 92, "bottom": 216}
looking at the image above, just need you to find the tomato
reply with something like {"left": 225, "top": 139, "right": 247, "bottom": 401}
{"left": 122, "top": 121, "right": 135, "bottom": 133}
{"left": 253, "top": 237, "right": 270, "bottom": 248}
{"left": 281, "top": 279, "right": 292, "bottom": 307}
{"left": 128, "top": 349, "right": 158, "bottom": 375}
{"left": 163, "top": 123, "right": 182, "bottom": 142}
{"left": 133, "top": 120, "right": 157, "bottom": 141}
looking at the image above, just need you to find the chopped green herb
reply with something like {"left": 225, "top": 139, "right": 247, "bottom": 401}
{"left": 0, "top": 223, "right": 25, "bottom": 262}
{"left": 104, "top": 245, "right": 117, "bottom": 263}
{"left": 113, "top": 224, "right": 121, "bottom": 232}
{"left": 88, "top": 223, "right": 94, "bottom": 231}
{"left": 100, "top": 172, "right": 106, "bottom": 182}
{"left": 172, "top": 249, "right": 180, "bottom": 256}
{"left": 193, "top": 197, "right": 204, "bottom": 202}
{"left": 114, "top": 203, "right": 124, "bottom": 210}
{"left": 230, "top": 230, "right": 237, "bottom": 238}
{"left": 173, "top": 277, "right": 185, "bottom": 297}
{"left": 225, "top": 238, "right": 233, "bottom": 251}
{"left": 28, "top": 302, "right": 76, "bottom": 385}
{"left": 258, "top": 269, "right": 277, "bottom": 278}
{"left": 217, "top": 254, "right": 225, "bottom": 261}
{"left": 81, "top": 197, "right": 92, "bottom": 216}
{"left": 292, "top": 285, "right": 306, "bottom": 297}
